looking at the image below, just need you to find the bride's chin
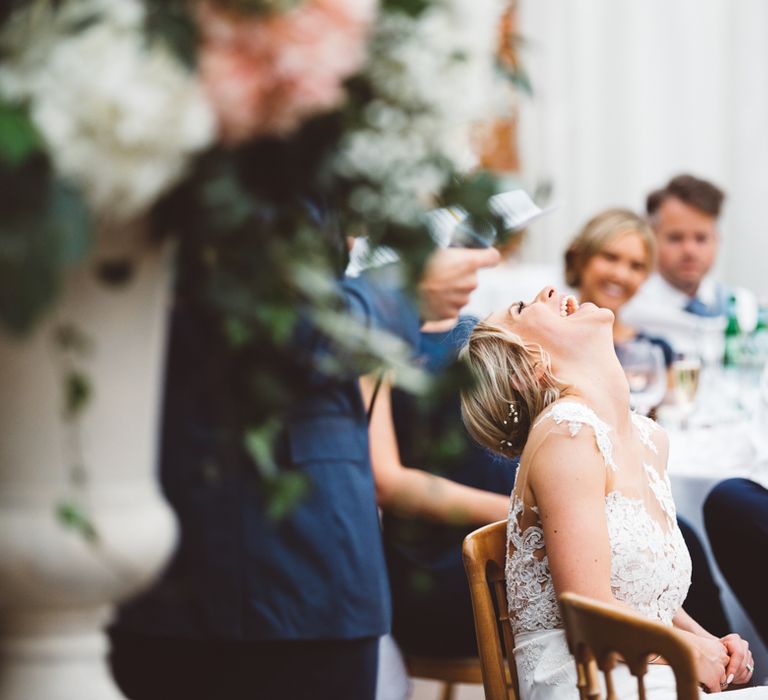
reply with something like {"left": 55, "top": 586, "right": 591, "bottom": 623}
{"left": 596, "top": 307, "right": 615, "bottom": 322}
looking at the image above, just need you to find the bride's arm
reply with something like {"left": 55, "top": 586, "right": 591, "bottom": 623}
{"left": 527, "top": 427, "right": 631, "bottom": 610}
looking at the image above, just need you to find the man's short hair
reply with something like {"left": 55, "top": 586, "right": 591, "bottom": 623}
{"left": 646, "top": 174, "right": 725, "bottom": 219}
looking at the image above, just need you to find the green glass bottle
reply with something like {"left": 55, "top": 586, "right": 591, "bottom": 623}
{"left": 723, "top": 294, "right": 741, "bottom": 367}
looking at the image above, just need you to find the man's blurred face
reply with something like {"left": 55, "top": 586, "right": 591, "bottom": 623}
{"left": 653, "top": 197, "right": 719, "bottom": 296}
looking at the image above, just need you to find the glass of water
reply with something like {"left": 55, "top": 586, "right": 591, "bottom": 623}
{"left": 615, "top": 340, "right": 668, "bottom": 417}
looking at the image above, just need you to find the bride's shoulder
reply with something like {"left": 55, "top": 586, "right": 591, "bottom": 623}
{"left": 532, "top": 400, "right": 611, "bottom": 439}
{"left": 523, "top": 400, "right": 616, "bottom": 470}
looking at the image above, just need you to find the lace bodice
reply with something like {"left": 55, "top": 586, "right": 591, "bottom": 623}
{"left": 505, "top": 402, "right": 692, "bottom": 638}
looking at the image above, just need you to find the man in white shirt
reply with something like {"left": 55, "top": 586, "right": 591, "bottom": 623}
{"left": 622, "top": 174, "right": 749, "bottom": 362}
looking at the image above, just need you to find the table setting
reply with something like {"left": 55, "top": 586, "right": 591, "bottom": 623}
{"left": 618, "top": 334, "right": 768, "bottom": 682}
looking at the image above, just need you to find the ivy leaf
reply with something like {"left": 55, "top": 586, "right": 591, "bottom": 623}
{"left": 0, "top": 170, "right": 92, "bottom": 335}
{"left": 64, "top": 371, "right": 91, "bottom": 420}
{"left": 265, "top": 472, "right": 310, "bottom": 521}
{"left": 56, "top": 501, "right": 99, "bottom": 543}
{"left": 144, "top": 1, "right": 199, "bottom": 69}
{"left": 50, "top": 179, "right": 93, "bottom": 264}
{"left": 244, "top": 419, "right": 282, "bottom": 477}
{"left": 0, "top": 101, "right": 42, "bottom": 167}
{"left": 54, "top": 324, "right": 93, "bottom": 356}
{"left": 383, "top": 0, "right": 431, "bottom": 17}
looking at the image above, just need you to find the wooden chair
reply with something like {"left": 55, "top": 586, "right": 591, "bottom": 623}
{"left": 559, "top": 592, "right": 699, "bottom": 700}
{"left": 462, "top": 520, "right": 519, "bottom": 700}
{"left": 404, "top": 655, "right": 483, "bottom": 700}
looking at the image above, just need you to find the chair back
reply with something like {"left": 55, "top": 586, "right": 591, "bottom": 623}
{"left": 559, "top": 592, "right": 699, "bottom": 700}
{"left": 462, "top": 520, "right": 519, "bottom": 700}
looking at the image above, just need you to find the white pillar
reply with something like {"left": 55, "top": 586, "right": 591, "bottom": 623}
{"left": 0, "top": 226, "right": 178, "bottom": 699}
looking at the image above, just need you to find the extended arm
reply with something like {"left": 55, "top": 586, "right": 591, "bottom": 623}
{"left": 361, "top": 374, "right": 509, "bottom": 524}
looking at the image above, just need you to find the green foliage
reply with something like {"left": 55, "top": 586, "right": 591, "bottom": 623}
{"left": 144, "top": 1, "right": 199, "bottom": 68}
{"left": 0, "top": 98, "right": 92, "bottom": 334}
{"left": 0, "top": 0, "right": 526, "bottom": 522}
{"left": 383, "top": 0, "right": 431, "bottom": 17}
{"left": 0, "top": 155, "right": 92, "bottom": 334}
{"left": 215, "top": 0, "right": 306, "bottom": 14}
{"left": 264, "top": 472, "right": 310, "bottom": 521}
{"left": 0, "top": 101, "right": 42, "bottom": 167}
{"left": 55, "top": 324, "right": 93, "bottom": 355}
{"left": 63, "top": 371, "right": 91, "bottom": 420}
{"left": 498, "top": 33, "right": 534, "bottom": 97}
{"left": 244, "top": 420, "right": 282, "bottom": 478}
{"left": 56, "top": 501, "right": 99, "bottom": 543}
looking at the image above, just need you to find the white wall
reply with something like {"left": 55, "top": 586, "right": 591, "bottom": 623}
{"left": 517, "top": 0, "right": 768, "bottom": 300}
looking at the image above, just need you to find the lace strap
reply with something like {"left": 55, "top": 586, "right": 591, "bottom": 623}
{"left": 642, "top": 462, "right": 677, "bottom": 526}
{"left": 536, "top": 401, "right": 618, "bottom": 472}
{"left": 631, "top": 412, "right": 659, "bottom": 454}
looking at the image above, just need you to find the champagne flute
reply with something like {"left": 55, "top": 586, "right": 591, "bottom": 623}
{"left": 671, "top": 354, "right": 701, "bottom": 429}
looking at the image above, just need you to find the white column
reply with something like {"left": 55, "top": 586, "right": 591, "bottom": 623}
{"left": 0, "top": 226, "right": 178, "bottom": 699}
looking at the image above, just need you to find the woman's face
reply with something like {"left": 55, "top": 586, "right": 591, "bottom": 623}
{"left": 487, "top": 286, "right": 613, "bottom": 354}
{"left": 578, "top": 231, "right": 650, "bottom": 314}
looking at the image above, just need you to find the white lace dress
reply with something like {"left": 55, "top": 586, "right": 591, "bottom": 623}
{"left": 506, "top": 401, "right": 766, "bottom": 700}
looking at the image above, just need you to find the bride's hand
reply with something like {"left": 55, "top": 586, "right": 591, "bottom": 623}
{"left": 720, "top": 633, "right": 754, "bottom": 686}
{"left": 686, "top": 634, "right": 729, "bottom": 693}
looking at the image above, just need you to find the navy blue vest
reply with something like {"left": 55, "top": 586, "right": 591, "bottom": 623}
{"left": 117, "top": 274, "right": 419, "bottom": 641}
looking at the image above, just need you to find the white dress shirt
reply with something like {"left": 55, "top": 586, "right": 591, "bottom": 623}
{"left": 621, "top": 273, "right": 733, "bottom": 362}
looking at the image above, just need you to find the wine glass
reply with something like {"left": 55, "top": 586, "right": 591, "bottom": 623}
{"left": 671, "top": 354, "right": 702, "bottom": 429}
{"left": 615, "top": 340, "right": 668, "bottom": 417}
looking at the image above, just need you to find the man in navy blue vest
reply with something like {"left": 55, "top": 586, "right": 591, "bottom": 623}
{"left": 109, "top": 245, "right": 499, "bottom": 700}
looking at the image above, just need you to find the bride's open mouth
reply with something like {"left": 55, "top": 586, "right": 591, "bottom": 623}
{"left": 560, "top": 295, "right": 579, "bottom": 317}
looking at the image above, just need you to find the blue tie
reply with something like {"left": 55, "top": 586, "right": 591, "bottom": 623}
{"left": 684, "top": 296, "right": 721, "bottom": 317}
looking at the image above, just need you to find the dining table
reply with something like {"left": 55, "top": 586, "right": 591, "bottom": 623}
{"left": 661, "top": 364, "right": 768, "bottom": 684}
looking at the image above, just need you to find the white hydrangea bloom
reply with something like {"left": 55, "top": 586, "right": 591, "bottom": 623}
{"left": 0, "top": 0, "right": 215, "bottom": 221}
{"left": 333, "top": 0, "right": 507, "bottom": 226}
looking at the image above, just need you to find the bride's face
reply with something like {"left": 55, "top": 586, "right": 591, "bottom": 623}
{"left": 486, "top": 286, "right": 614, "bottom": 356}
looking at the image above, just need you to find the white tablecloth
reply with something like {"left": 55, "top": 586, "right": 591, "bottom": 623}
{"left": 665, "top": 386, "right": 768, "bottom": 684}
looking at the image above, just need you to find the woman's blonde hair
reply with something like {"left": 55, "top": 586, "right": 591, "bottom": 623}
{"left": 460, "top": 320, "right": 567, "bottom": 458}
{"left": 564, "top": 208, "right": 655, "bottom": 289}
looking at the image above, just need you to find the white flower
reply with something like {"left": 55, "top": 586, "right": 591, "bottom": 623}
{"left": 332, "top": 0, "right": 508, "bottom": 226}
{"left": 0, "top": 0, "right": 215, "bottom": 222}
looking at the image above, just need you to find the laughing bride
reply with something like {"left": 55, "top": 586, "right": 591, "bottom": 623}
{"left": 459, "top": 286, "right": 766, "bottom": 699}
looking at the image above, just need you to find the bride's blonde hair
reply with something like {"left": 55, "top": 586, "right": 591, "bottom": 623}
{"left": 460, "top": 320, "right": 566, "bottom": 458}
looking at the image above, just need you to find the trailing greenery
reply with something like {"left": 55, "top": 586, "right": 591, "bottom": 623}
{"left": 0, "top": 102, "right": 92, "bottom": 334}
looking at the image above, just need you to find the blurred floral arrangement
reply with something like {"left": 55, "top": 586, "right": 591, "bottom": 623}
{"left": 0, "top": 0, "right": 519, "bottom": 512}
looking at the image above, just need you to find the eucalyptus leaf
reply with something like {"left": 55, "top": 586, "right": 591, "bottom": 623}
{"left": 0, "top": 169, "right": 92, "bottom": 334}
{"left": 383, "top": 0, "right": 431, "bottom": 17}
{"left": 0, "top": 101, "right": 42, "bottom": 167}
{"left": 244, "top": 420, "right": 282, "bottom": 477}
{"left": 49, "top": 179, "right": 93, "bottom": 264}
{"left": 56, "top": 501, "right": 99, "bottom": 543}
{"left": 0, "top": 212, "right": 61, "bottom": 334}
{"left": 144, "top": 1, "right": 198, "bottom": 69}
{"left": 265, "top": 472, "right": 310, "bottom": 521}
{"left": 311, "top": 307, "right": 429, "bottom": 394}
{"left": 64, "top": 371, "right": 91, "bottom": 420}
{"left": 54, "top": 324, "right": 93, "bottom": 356}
